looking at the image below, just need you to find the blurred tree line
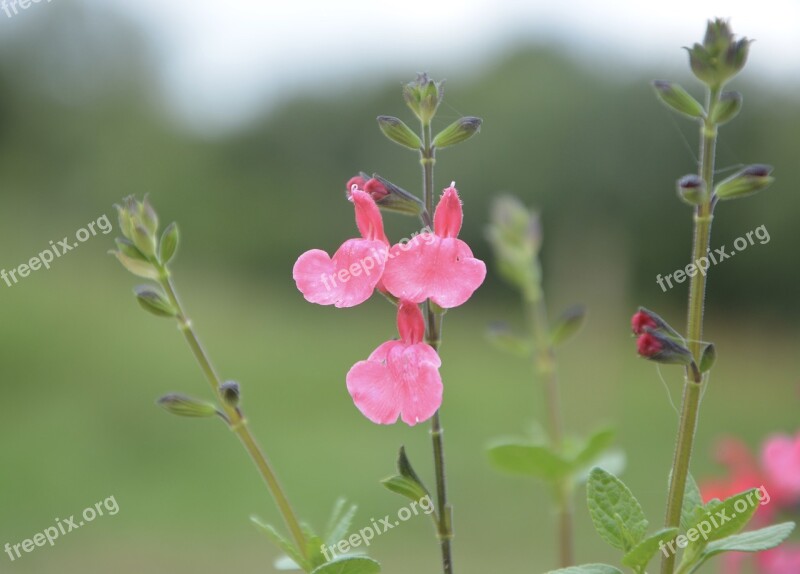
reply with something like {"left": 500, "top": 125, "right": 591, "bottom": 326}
{"left": 1, "top": 4, "right": 797, "bottom": 318}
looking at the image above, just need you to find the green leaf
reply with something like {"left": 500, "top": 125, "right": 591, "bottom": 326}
{"left": 688, "top": 488, "right": 760, "bottom": 545}
{"left": 587, "top": 467, "right": 648, "bottom": 551}
{"left": 571, "top": 428, "right": 615, "bottom": 468}
{"left": 545, "top": 564, "right": 623, "bottom": 574}
{"left": 487, "top": 440, "right": 571, "bottom": 482}
{"left": 159, "top": 222, "right": 179, "bottom": 265}
{"left": 486, "top": 324, "right": 531, "bottom": 357}
{"left": 310, "top": 556, "right": 381, "bottom": 574}
{"left": 324, "top": 498, "right": 358, "bottom": 547}
{"left": 381, "top": 447, "right": 430, "bottom": 503}
{"left": 251, "top": 516, "right": 309, "bottom": 572}
{"left": 550, "top": 305, "right": 587, "bottom": 346}
{"left": 684, "top": 522, "right": 795, "bottom": 574}
{"left": 621, "top": 527, "right": 679, "bottom": 570}
{"left": 679, "top": 473, "right": 704, "bottom": 531}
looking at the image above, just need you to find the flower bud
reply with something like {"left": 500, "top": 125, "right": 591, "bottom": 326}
{"left": 402, "top": 73, "right": 444, "bottom": 125}
{"left": 377, "top": 115, "right": 422, "bottom": 150}
{"left": 698, "top": 343, "right": 716, "bottom": 373}
{"left": 652, "top": 81, "right": 705, "bottom": 119}
{"left": 688, "top": 19, "right": 750, "bottom": 87}
{"left": 677, "top": 174, "right": 708, "bottom": 206}
{"left": 631, "top": 307, "right": 685, "bottom": 344}
{"left": 433, "top": 117, "right": 483, "bottom": 149}
{"left": 157, "top": 393, "right": 220, "bottom": 418}
{"left": 220, "top": 380, "right": 241, "bottom": 408}
{"left": 714, "top": 164, "right": 774, "bottom": 201}
{"left": 134, "top": 285, "right": 177, "bottom": 318}
{"left": 486, "top": 196, "right": 542, "bottom": 295}
{"left": 711, "top": 91, "right": 743, "bottom": 125}
{"left": 159, "top": 222, "right": 180, "bottom": 265}
{"left": 636, "top": 330, "right": 693, "bottom": 366}
{"left": 362, "top": 174, "right": 424, "bottom": 217}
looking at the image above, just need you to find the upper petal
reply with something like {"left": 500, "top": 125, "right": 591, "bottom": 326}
{"left": 396, "top": 300, "right": 425, "bottom": 345}
{"left": 351, "top": 189, "right": 388, "bottom": 244}
{"left": 433, "top": 184, "right": 463, "bottom": 238}
{"left": 293, "top": 239, "right": 387, "bottom": 308}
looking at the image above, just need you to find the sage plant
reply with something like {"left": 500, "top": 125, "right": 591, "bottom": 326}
{"left": 293, "top": 74, "right": 484, "bottom": 574}
{"left": 112, "top": 197, "right": 381, "bottom": 574}
{"left": 546, "top": 20, "right": 795, "bottom": 574}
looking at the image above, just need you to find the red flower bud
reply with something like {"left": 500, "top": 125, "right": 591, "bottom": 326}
{"left": 346, "top": 175, "right": 368, "bottom": 197}
{"left": 637, "top": 332, "right": 663, "bottom": 357}
{"left": 631, "top": 310, "right": 659, "bottom": 335}
{"left": 364, "top": 178, "right": 390, "bottom": 201}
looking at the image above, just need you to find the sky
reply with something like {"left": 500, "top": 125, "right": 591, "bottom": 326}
{"left": 85, "top": 0, "right": 800, "bottom": 133}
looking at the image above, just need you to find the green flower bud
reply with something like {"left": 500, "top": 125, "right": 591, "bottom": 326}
{"left": 698, "top": 343, "right": 716, "bottom": 373}
{"left": 710, "top": 91, "right": 743, "bottom": 125}
{"left": 112, "top": 250, "right": 160, "bottom": 279}
{"left": 688, "top": 19, "right": 750, "bottom": 87}
{"left": 652, "top": 81, "right": 705, "bottom": 119}
{"left": 115, "top": 237, "right": 147, "bottom": 261}
{"left": 376, "top": 116, "right": 422, "bottom": 150}
{"left": 714, "top": 164, "right": 774, "bottom": 200}
{"left": 402, "top": 73, "right": 444, "bottom": 125}
{"left": 134, "top": 285, "right": 177, "bottom": 318}
{"left": 677, "top": 174, "right": 708, "bottom": 206}
{"left": 157, "top": 393, "right": 220, "bottom": 418}
{"left": 132, "top": 224, "right": 157, "bottom": 260}
{"left": 140, "top": 195, "right": 159, "bottom": 236}
{"left": 219, "top": 380, "right": 241, "bottom": 408}
{"left": 365, "top": 174, "right": 424, "bottom": 217}
{"left": 159, "top": 222, "right": 180, "bottom": 265}
{"left": 433, "top": 117, "right": 483, "bottom": 149}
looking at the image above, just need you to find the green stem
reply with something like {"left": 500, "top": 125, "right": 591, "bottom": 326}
{"left": 660, "top": 86, "right": 720, "bottom": 574}
{"left": 420, "top": 121, "right": 454, "bottom": 574}
{"left": 159, "top": 272, "right": 309, "bottom": 560}
{"left": 525, "top": 281, "right": 573, "bottom": 567}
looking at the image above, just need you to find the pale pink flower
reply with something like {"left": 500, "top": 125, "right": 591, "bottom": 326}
{"left": 761, "top": 432, "right": 800, "bottom": 507}
{"left": 757, "top": 546, "right": 800, "bottom": 574}
{"left": 382, "top": 184, "right": 486, "bottom": 308}
{"left": 346, "top": 301, "right": 442, "bottom": 426}
{"left": 293, "top": 189, "right": 388, "bottom": 308}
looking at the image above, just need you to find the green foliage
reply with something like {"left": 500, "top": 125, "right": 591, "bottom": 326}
{"left": 546, "top": 564, "right": 622, "bottom": 574}
{"left": 550, "top": 305, "right": 587, "bottom": 346}
{"left": 621, "top": 528, "right": 678, "bottom": 572}
{"left": 381, "top": 447, "right": 431, "bottom": 506}
{"left": 586, "top": 468, "right": 648, "bottom": 552}
{"left": 310, "top": 557, "right": 381, "bottom": 574}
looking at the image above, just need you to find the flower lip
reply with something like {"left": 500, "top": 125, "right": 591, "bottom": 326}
{"left": 637, "top": 331, "right": 663, "bottom": 357}
{"left": 631, "top": 310, "right": 659, "bottom": 335}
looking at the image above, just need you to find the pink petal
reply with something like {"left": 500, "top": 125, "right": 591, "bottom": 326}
{"left": 346, "top": 341, "right": 442, "bottom": 426}
{"left": 433, "top": 184, "right": 463, "bottom": 238}
{"left": 397, "top": 301, "right": 425, "bottom": 345}
{"left": 351, "top": 189, "right": 388, "bottom": 244}
{"left": 761, "top": 433, "right": 800, "bottom": 504}
{"left": 293, "top": 239, "right": 387, "bottom": 308}
{"left": 382, "top": 236, "right": 486, "bottom": 308}
{"left": 758, "top": 546, "right": 800, "bottom": 574}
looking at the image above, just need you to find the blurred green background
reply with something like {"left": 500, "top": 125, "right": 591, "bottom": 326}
{"left": 0, "top": 3, "right": 797, "bottom": 574}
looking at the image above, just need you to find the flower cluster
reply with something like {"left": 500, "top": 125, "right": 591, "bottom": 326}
{"left": 701, "top": 432, "right": 800, "bottom": 574}
{"left": 293, "top": 179, "right": 486, "bottom": 426}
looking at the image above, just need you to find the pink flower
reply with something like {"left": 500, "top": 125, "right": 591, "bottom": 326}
{"left": 631, "top": 310, "right": 658, "bottom": 334}
{"left": 757, "top": 546, "right": 800, "bottom": 574}
{"left": 762, "top": 432, "right": 800, "bottom": 506}
{"left": 293, "top": 189, "right": 388, "bottom": 308}
{"left": 346, "top": 301, "right": 442, "bottom": 426}
{"left": 382, "top": 184, "right": 486, "bottom": 308}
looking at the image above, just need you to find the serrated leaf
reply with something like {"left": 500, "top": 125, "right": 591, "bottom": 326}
{"left": 688, "top": 488, "right": 760, "bottom": 546}
{"left": 487, "top": 440, "right": 572, "bottom": 482}
{"left": 678, "top": 473, "right": 704, "bottom": 531}
{"left": 571, "top": 428, "right": 615, "bottom": 469}
{"left": 302, "top": 523, "right": 327, "bottom": 569}
{"left": 550, "top": 304, "right": 587, "bottom": 346}
{"left": 324, "top": 498, "right": 358, "bottom": 547}
{"left": 587, "top": 467, "right": 648, "bottom": 551}
{"left": 545, "top": 564, "right": 623, "bottom": 574}
{"left": 621, "top": 527, "right": 679, "bottom": 570}
{"left": 251, "top": 516, "right": 309, "bottom": 572}
{"left": 684, "top": 522, "right": 795, "bottom": 574}
{"left": 310, "top": 556, "right": 381, "bottom": 574}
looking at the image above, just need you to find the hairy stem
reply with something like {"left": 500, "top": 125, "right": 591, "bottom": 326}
{"left": 526, "top": 281, "right": 573, "bottom": 567}
{"left": 420, "top": 120, "right": 454, "bottom": 574}
{"left": 660, "top": 86, "right": 720, "bottom": 574}
{"left": 160, "top": 272, "right": 309, "bottom": 559}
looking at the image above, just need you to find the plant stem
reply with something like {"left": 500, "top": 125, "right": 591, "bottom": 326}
{"left": 159, "top": 272, "right": 309, "bottom": 560}
{"left": 420, "top": 120, "right": 454, "bottom": 574}
{"left": 525, "top": 279, "right": 573, "bottom": 567}
{"left": 660, "top": 86, "right": 720, "bottom": 574}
